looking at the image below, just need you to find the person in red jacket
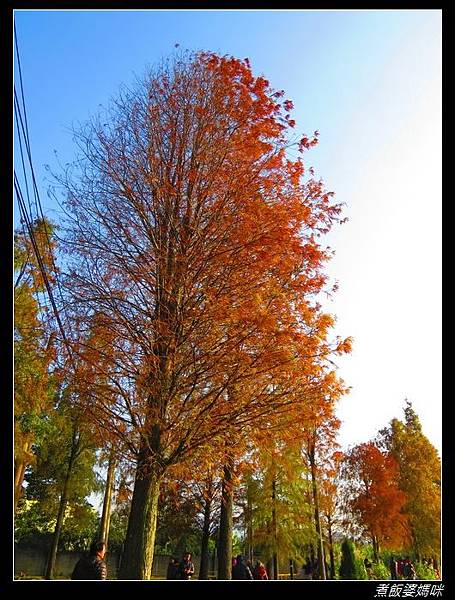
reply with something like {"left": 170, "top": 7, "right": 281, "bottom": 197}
{"left": 253, "top": 560, "right": 268, "bottom": 580}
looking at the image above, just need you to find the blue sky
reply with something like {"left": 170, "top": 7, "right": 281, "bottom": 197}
{"left": 14, "top": 9, "right": 442, "bottom": 458}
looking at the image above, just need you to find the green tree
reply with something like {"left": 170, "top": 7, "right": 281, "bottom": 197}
{"left": 378, "top": 401, "right": 441, "bottom": 561}
{"left": 339, "top": 538, "right": 361, "bottom": 580}
{"left": 14, "top": 218, "right": 58, "bottom": 512}
{"left": 245, "top": 441, "right": 316, "bottom": 576}
{"left": 22, "top": 392, "right": 102, "bottom": 576}
{"left": 155, "top": 481, "right": 203, "bottom": 556}
{"left": 106, "top": 470, "right": 134, "bottom": 552}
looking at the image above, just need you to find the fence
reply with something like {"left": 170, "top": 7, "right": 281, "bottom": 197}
{"left": 14, "top": 546, "right": 216, "bottom": 580}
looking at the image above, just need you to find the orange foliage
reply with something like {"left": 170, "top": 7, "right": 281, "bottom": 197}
{"left": 59, "top": 51, "right": 350, "bottom": 578}
{"left": 62, "top": 51, "right": 348, "bottom": 470}
{"left": 342, "top": 442, "right": 410, "bottom": 550}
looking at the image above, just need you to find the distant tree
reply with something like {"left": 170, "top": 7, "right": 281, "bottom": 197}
{"left": 14, "top": 218, "right": 58, "bottom": 512}
{"left": 339, "top": 538, "right": 360, "bottom": 580}
{"left": 18, "top": 403, "right": 101, "bottom": 554}
{"left": 15, "top": 499, "right": 56, "bottom": 548}
{"left": 378, "top": 401, "right": 441, "bottom": 561}
{"left": 106, "top": 469, "right": 134, "bottom": 552}
{"left": 154, "top": 479, "right": 203, "bottom": 557}
{"left": 21, "top": 383, "right": 102, "bottom": 578}
{"left": 340, "top": 442, "right": 410, "bottom": 560}
{"left": 245, "top": 440, "right": 315, "bottom": 577}
{"left": 16, "top": 501, "right": 101, "bottom": 553}
{"left": 196, "top": 471, "right": 220, "bottom": 580}
{"left": 301, "top": 393, "right": 343, "bottom": 579}
{"left": 98, "top": 446, "right": 117, "bottom": 548}
{"left": 319, "top": 450, "right": 344, "bottom": 579}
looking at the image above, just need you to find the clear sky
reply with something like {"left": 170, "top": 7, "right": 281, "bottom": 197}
{"left": 13, "top": 9, "right": 442, "bottom": 456}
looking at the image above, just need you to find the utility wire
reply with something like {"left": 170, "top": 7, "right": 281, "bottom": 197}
{"left": 14, "top": 21, "right": 32, "bottom": 162}
{"left": 13, "top": 91, "right": 34, "bottom": 219}
{"left": 13, "top": 84, "right": 64, "bottom": 298}
{"left": 15, "top": 172, "right": 77, "bottom": 371}
{"left": 14, "top": 21, "right": 75, "bottom": 367}
{"left": 14, "top": 24, "right": 76, "bottom": 370}
{"left": 14, "top": 90, "right": 50, "bottom": 313}
{"left": 14, "top": 22, "right": 68, "bottom": 316}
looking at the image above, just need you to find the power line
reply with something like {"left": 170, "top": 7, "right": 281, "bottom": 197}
{"left": 13, "top": 90, "right": 34, "bottom": 219}
{"left": 14, "top": 20, "right": 32, "bottom": 163}
{"left": 13, "top": 22, "right": 68, "bottom": 310}
{"left": 15, "top": 172, "right": 77, "bottom": 371}
{"left": 14, "top": 21, "right": 78, "bottom": 372}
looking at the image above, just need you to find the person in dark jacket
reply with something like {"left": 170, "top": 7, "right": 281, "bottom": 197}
{"left": 232, "top": 555, "right": 253, "bottom": 580}
{"left": 403, "top": 557, "right": 416, "bottom": 580}
{"left": 389, "top": 555, "right": 398, "bottom": 579}
{"left": 71, "top": 540, "right": 107, "bottom": 580}
{"left": 166, "top": 557, "right": 180, "bottom": 579}
{"left": 178, "top": 552, "right": 195, "bottom": 580}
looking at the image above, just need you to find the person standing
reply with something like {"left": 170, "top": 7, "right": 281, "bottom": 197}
{"left": 252, "top": 560, "right": 268, "bottom": 580}
{"left": 71, "top": 540, "right": 108, "bottom": 580}
{"left": 166, "top": 557, "right": 180, "bottom": 579}
{"left": 178, "top": 552, "right": 195, "bottom": 580}
{"left": 389, "top": 555, "right": 398, "bottom": 579}
{"left": 232, "top": 555, "right": 253, "bottom": 580}
{"left": 403, "top": 557, "right": 416, "bottom": 580}
{"left": 364, "top": 557, "right": 373, "bottom": 579}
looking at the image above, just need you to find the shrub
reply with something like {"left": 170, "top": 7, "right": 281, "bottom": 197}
{"left": 371, "top": 561, "right": 390, "bottom": 580}
{"left": 339, "top": 539, "right": 360, "bottom": 579}
{"left": 414, "top": 562, "right": 437, "bottom": 580}
{"left": 356, "top": 559, "right": 367, "bottom": 579}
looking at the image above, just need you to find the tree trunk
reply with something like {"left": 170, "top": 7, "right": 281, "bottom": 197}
{"left": 117, "top": 450, "right": 162, "bottom": 580}
{"left": 14, "top": 456, "right": 27, "bottom": 513}
{"left": 411, "top": 528, "right": 420, "bottom": 560}
{"left": 371, "top": 535, "right": 379, "bottom": 562}
{"left": 266, "top": 557, "right": 273, "bottom": 579}
{"left": 14, "top": 438, "right": 34, "bottom": 513}
{"left": 309, "top": 443, "right": 326, "bottom": 580}
{"left": 327, "top": 514, "right": 336, "bottom": 580}
{"left": 99, "top": 449, "right": 116, "bottom": 547}
{"left": 271, "top": 476, "right": 278, "bottom": 580}
{"left": 45, "top": 427, "right": 80, "bottom": 579}
{"left": 246, "top": 486, "right": 253, "bottom": 562}
{"left": 217, "top": 460, "right": 234, "bottom": 580}
{"left": 310, "top": 544, "right": 316, "bottom": 573}
{"left": 199, "top": 492, "right": 212, "bottom": 579}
